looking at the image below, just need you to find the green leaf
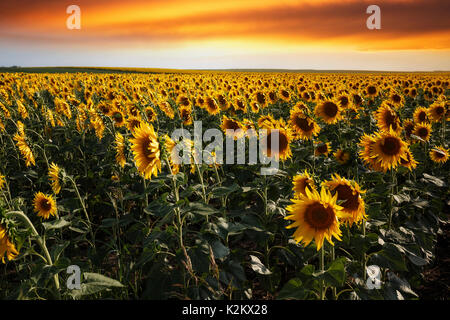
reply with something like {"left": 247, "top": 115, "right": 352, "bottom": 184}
{"left": 211, "top": 184, "right": 240, "bottom": 198}
{"left": 249, "top": 255, "right": 272, "bottom": 275}
{"left": 370, "top": 243, "right": 408, "bottom": 272}
{"left": 70, "top": 273, "right": 124, "bottom": 299}
{"left": 211, "top": 240, "right": 230, "bottom": 259}
{"left": 42, "top": 218, "right": 71, "bottom": 230}
{"left": 277, "top": 278, "right": 307, "bottom": 300}
{"left": 186, "top": 202, "right": 218, "bottom": 216}
{"left": 422, "top": 173, "right": 445, "bottom": 187}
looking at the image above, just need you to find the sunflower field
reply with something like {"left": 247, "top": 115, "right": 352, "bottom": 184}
{"left": 0, "top": 71, "right": 448, "bottom": 300}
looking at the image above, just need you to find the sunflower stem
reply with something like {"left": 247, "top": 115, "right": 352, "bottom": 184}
{"left": 69, "top": 177, "right": 96, "bottom": 249}
{"left": 6, "top": 210, "right": 61, "bottom": 298}
{"left": 320, "top": 245, "right": 325, "bottom": 300}
{"left": 331, "top": 245, "right": 337, "bottom": 300}
{"left": 387, "top": 169, "right": 395, "bottom": 230}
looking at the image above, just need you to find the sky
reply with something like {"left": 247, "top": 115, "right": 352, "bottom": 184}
{"left": 0, "top": 0, "right": 449, "bottom": 71}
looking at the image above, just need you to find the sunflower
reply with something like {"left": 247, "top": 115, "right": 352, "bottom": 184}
{"left": 130, "top": 123, "right": 161, "bottom": 180}
{"left": 0, "top": 224, "right": 19, "bottom": 263}
{"left": 314, "top": 99, "right": 342, "bottom": 124}
{"left": 215, "top": 93, "right": 230, "bottom": 110}
{"left": 400, "top": 149, "right": 418, "bottom": 170}
{"left": 145, "top": 107, "right": 158, "bottom": 122}
{"left": 13, "top": 132, "right": 35, "bottom": 167}
{"left": 126, "top": 116, "right": 142, "bottom": 132}
{"left": 289, "top": 108, "right": 320, "bottom": 140}
{"left": 158, "top": 101, "right": 175, "bottom": 119}
{"left": 292, "top": 170, "right": 316, "bottom": 197}
{"left": 278, "top": 88, "right": 291, "bottom": 102}
{"left": 257, "top": 114, "right": 277, "bottom": 129}
{"left": 403, "top": 119, "right": 415, "bottom": 140}
{"left": 260, "top": 120, "right": 292, "bottom": 161}
{"left": 413, "top": 107, "right": 429, "bottom": 124}
{"left": 48, "top": 163, "right": 61, "bottom": 194}
{"left": 250, "top": 101, "right": 260, "bottom": 113}
{"left": 179, "top": 105, "right": 193, "bottom": 125}
{"left": 429, "top": 146, "right": 449, "bottom": 164}
{"left": 204, "top": 96, "right": 220, "bottom": 115}
{"left": 114, "top": 133, "right": 127, "bottom": 168}
{"left": 241, "top": 119, "right": 257, "bottom": 137}
{"left": 413, "top": 122, "right": 432, "bottom": 142}
{"left": 334, "top": 149, "right": 350, "bottom": 165}
{"left": 374, "top": 104, "right": 402, "bottom": 133}
{"left": 254, "top": 91, "right": 268, "bottom": 108}
{"left": 428, "top": 101, "right": 446, "bottom": 122}
{"left": 163, "top": 135, "right": 180, "bottom": 175}
{"left": 176, "top": 94, "right": 191, "bottom": 109}
{"left": 314, "top": 142, "right": 332, "bottom": 157}
{"left": 362, "top": 130, "right": 408, "bottom": 172}
{"left": 323, "top": 174, "right": 366, "bottom": 226}
{"left": 111, "top": 109, "right": 126, "bottom": 127}
{"left": 221, "top": 115, "right": 244, "bottom": 139}
{"left": 233, "top": 97, "right": 247, "bottom": 113}
{"left": 285, "top": 187, "right": 345, "bottom": 251}
{"left": 33, "top": 192, "right": 57, "bottom": 219}
{"left": 366, "top": 85, "right": 378, "bottom": 97}
{"left": 0, "top": 173, "right": 5, "bottom": 190}
{"left": 389, "top": 91, "right": 404, "bottom": 108}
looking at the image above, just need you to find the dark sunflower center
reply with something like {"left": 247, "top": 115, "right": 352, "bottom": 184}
{"left": 295, "top": 116, "right": 313, "bottom": 132}
{"left": 281, "top": 90, "right": 289, "bottom": 98}
{"left": 392, "top": 94, "right": 401, "bottom": 103}
{"left": 434, "top": 151, "right": 445, "bottom": 158}
{"left": 304, "top": 203, "right": 335, "bottom": 230}
{"left": 368, "top": 86, "right": 377, "bottom": 95}
{"left": 339, "top": 96, "right": 349, "bottom": 106}
{"left": 418, "top": 112, "right": 426, "bottom": 122}
{"left": 267, "top": 131, "right": 288, "bottom": 153}
{"left": 142, "top": 138, "right": 154, "bottom": 159}
{"left": 317, "top": 144, "right": 328, "bottom": 154}
{"left": 435, "top": 106, "right": 444, "bottom": 115}
{"left": 323, "top": 102, "right": 338, "bottom": 118}
{"left": 181, "top": 109, "right": 190, "bottom": 121}
{"left": 40, "top": 199, "right": 52, "bottom": 211}
{"left": 334, "top": 184, "right": 359, "bottom": 211}
{"left": 225, "top": 120, "right": 240, "bottom": 131}
{"left": 417, "top": 127, "right": 429, "bottom": 138}
{"left": 381, "top": 137, "right": 401, "bottom": 155}
{"left": 256, "top": 92, "right": 266, "bottom": 105}
{"left": 113, "top": 112, "right": 123, "bottom": 122}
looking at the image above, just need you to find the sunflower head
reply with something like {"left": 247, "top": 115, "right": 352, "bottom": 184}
{"left": 314, "top": 142, "right": 332, "bottom": 157}
{"left": 413, "top": 107, "right": 429, "bottom": 124}
{"left": 289, "top": 108, "right": 320, "bottom": 141}
{"left": 292, "top": 170, "right": 316, "bottom": 197}
{"left": 428, "top": 101, "right": 446, "bottom": 122}
{"left": 374, "top": 103, "right": 402, "bottom": 133}
{"left": 315, "top": 99, "right": 342, "bottom": 124}
{"left": 334, "top": 149, "right": 350, "bottom": 165}
{"left": 0, "top": 174, "right": 5, "bottom": 191}
{"left": 323, "top": 174, "right": 366, "bottom": 226}
{"left": 429, "top": 146, "right": 449, "bottom": 164}
{"left": 400, "top": 149, "right": 418, "bottom": 171}
{"left": 413, "top": 122, "right": 432, "bottom": 142}
{"left": 0, "top": 224, "right": 19, "bottom": 263}
{"left": 285, "top": 187, "right": 345, "bottom": 251}
{"left": 221, "top": 115, "right": 244, "bottom": 140}
{"left": 179, "top": 105, "right": 193, "bottom": 125}
{"left": 48, "top": 163, "right": 62, "bottom": 194}
{"left": 204, "top": 96, "right": 220, "bottom": 115}
{"left": 130, "top": 123, "right": 161, "bottom": 180}
{"left": 261, "top": 120, "right": 292, "bottom": 161}
{"left": 33, "top": 192, "right": 57, "bottom": 219}
{"left": 369, "top": 130, "right": 408, "bottom": 172}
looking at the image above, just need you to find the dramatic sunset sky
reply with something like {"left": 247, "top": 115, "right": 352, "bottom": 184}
{"left": 0, "top": 0, "right": 449, "bottom": 70}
